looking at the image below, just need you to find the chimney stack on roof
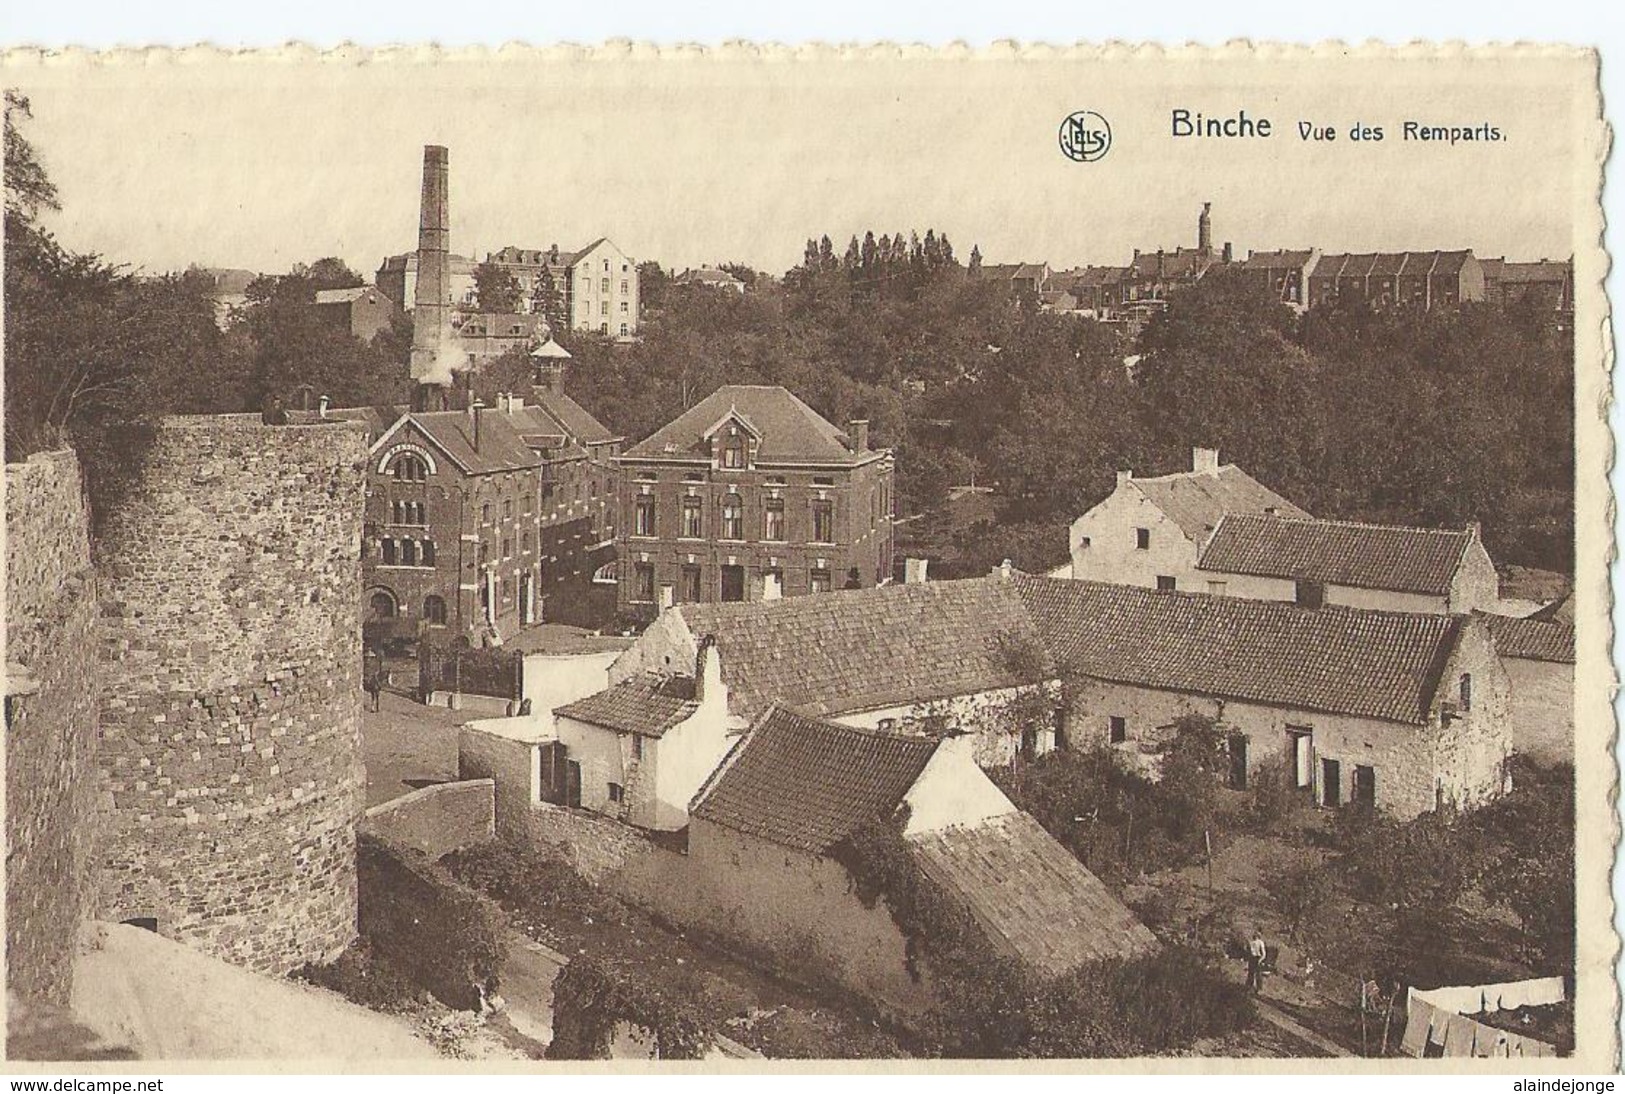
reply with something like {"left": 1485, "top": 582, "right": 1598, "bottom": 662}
{"left": 317, "top": 394, "right": 330, "bottom": 419}
{"left": 694, "top": 635, "right": 723, "bottom": 706}
{"left": 1222, "top": 241, "right": 1233, "bottom": 264}
{"left": 1116, "top": 469, "right": 1134, "bottom": 488}
{"left": 904, "top": 557, "right": 930, "bottom": 585}
{"left": 1192, "top": 447, "right": 1221, "bottom": 475}
{"left": 850, "top": 419, "right": 870, "bottom": 453}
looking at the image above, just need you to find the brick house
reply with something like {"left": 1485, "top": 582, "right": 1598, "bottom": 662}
{"left": 1050, "top": 266, "right": 1130, "bottom": 319}
{"left": 974, "top": 262, "right": 1051, "bottom": 298}
{"left": 1230, "top": 249, "right": 1320, "bottom": 307}
{"left": 671, "top": 705, "right": 1156, "bottom": 1015}
{"left": 614, "top": 385, "right": 895, "bottom": 620}
{"left": 374, "top": 251, "right": 477, "bottom": 312}
{"left": 1013, "top": 576, "right": 1511, "bottom": 820}
{"left": 1479, "top": 613, "right": 1575, "bottom": 767}
{"left": 363, "top": 407, "right": 544, "bottom": 643}
{"left": 312, "top": 285, "right": 399, "bottom": 342}
{"left": 1482, "top": 258, "right": 1574, "bottom": 313}
{"left": 495, "top": 373, "right": 624, "bottom": 627}
{"left": 1196, "top": 513, "right": 1501, "bottom": 614}
{"left": 1066, "top": 447, "right": 1309, "bottom": 590}
{"left": 1307, "top": 251, "right": 1487, "bottom": 310}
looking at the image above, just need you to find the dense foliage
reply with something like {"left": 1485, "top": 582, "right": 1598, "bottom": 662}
{"left": 546, "top": 955, "right": 712, "bottom": 1060}
{"left": 354, "top": 832, "right": 506, "bottom": 1012}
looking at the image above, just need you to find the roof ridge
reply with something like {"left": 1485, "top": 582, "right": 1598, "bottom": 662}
{"left": 1017, "top": 573, "right": 1465, "bottom": 626}
{"left": 1230, "top": 512, "right": 1472, "bottom": 537}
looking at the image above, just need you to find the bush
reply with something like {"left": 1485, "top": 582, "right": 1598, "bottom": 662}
{"left": 292, "top": 938, "right": 429, "bottom": 1013}
{"left": 442, "top": 840, "right": 628, "bottom": 927}
{"left": 547, "top": 953, "right": 712, "bottom": 1060}
{"left": 1262, "top": 859, "right": 1336, "bottom": 942}
{"left": 1245, "top": 758, "right": 1304, "bottom": 830}
{"left": 356, "top": 832, "right": 506, "bottom": 1011}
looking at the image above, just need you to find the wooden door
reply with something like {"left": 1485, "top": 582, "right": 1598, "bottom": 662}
{"left": 1321, "top": 758, "right": 1341, "bottom": 807}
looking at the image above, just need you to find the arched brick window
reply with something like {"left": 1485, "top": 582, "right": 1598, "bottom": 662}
{"left": 391, "top": 454, "right": 428, "bottom": 483}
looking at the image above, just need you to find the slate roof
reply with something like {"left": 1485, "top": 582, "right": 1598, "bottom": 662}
{"left": 402, "top": 410, "right": 542, "bottom": 475}
{"left": 624, "top": 385, "right": 865, "bottom": 464}
{"left": 676, "top": 267, "right": 745, "bottom": 286}
{"left": 1197, "top": 513, "right": 1472, "bottom": 595}
{"left": 1479, "top": 613, "right": 1575, "bottom": 665}
{"left": 1129, "top": 465, "right": 1309, "bottom": 541}
{"left": 908, "top": 811, "right": 1158, "bottom": 974}
{"left": 524, "top": 389, "right": 622, "bottom": 446}
{"left": 691, "top": 705, "right": 938, "bottom": 853}
{"left": 313, "top": 286, "right": 383, "bottom": 305}
{"left": 1055, "top": 266, "right": 1129, "bottom": 290}
{"left": 554, "top": 674, "right": 699, "bottom": 738}
{"left": 1011, "top": 576, "right": 1461, "bottom": 724}
{"left": 677, "top": 577, "right": 1053, "bottom": 720}
{"left": 1128, "top": 248, "right": 1216, "bottom": 281}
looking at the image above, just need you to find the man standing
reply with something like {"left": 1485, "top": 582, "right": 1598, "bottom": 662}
{"left": 1247, "top": 933, "right": 1268, "bottom": 994}
{"left": 363, "top": 647, "right": 384, "bottom": 713}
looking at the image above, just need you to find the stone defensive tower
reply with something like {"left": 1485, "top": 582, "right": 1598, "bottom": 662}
{"left": 409, "top": 144, "right": 453, "bottom": 407}
{"left": 95, "top": 416, "right": 370, "bottom": 974}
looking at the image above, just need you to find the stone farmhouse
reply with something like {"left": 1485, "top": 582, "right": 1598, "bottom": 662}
{"left": 1066, "top": 447, "right": 1309, "bottom": 590}
{"left": 1478, "top": 613, "right": 1575, "bottom": 767}
{"left": 1014, "top": 576, "right": 1510, "bottom": 820}
{"left": 602, "top": 570, "right": 1511, "bottom": 820}
{"left": 1195, "top": 513, "right": 1501, "bottom": 614}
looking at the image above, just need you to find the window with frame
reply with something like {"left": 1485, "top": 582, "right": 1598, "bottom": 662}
{"left": 634, "top": 495, "right": 656, "bottom": 536}
{"left": 522, "top": 531, "right": 532, "bottom": 552}
{"left": 423, "top": 595, "right": 447, "bottom": 625}
{"left": 764, "top": 498, "right": 785, "bottom": 541}
{"left": 620, "top": 323, "right": 629, "bottom": 336}
{"left": 607, "top": 782, "right": 623, "bottom": 803}
{"left": 400, "top": 539, "right": 417, "bottom": 566}
{"left": 1157, "top": 575, "right": 1176, "bottom": 592}
{"left": 503, "top": 499, "right": 513, "bottom": 519}
{"left": 1458, "top": 673, "right": 1473, "bottom": 710}
{"left": 681, "top": 496, "right": 704, "bottom": 538}
{"left": 633, "top": 562, "right": 656, "bottom": 602}
{"left": 1135, "top": 527, "right": 1151, "bottom": 550}
{"left": 391, "top": 454, "right": 428, "bottom": 482}
{"left": 1109, "top": 716, "right": 1127, "bottom": 744}
{"left": 720, "top": 493, "right": 744, "bottom": 540}
{"left": 812, "top": 500, "right": 835, "bottom": 543}
{"left": 680, "top": 565, "right": 702, "bottom": 602}
{"left": 523, "top": 493, "right": 533, "bottom": 513}
{"left": 810, "top": 568, "right": 832, "bottom": 594}
{"left": 421, "top": 540, "right": 436, "bottom": 566}
{"left": 601, "top": 302, "right": 609, "bottom": 316}
{"left": 482, "top": 502, "right": 492, "bottom": 524}
{"left": 502, "top": 537, "right": 513, "bottom": 559}
{"left": 621, "top": 280, "right": 629, "bottom": 293}
{"left": 721, "top": 436, "right": 747, "bottom": 469}
{"left": 381, "top": 538, "right": 399, "bottom": 565}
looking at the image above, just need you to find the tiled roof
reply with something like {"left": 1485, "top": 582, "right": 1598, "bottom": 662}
{"left": 624, "top": 385, "right": 863, "bottom": 464}
{"left": 977, "top": 263, "right": 1048, "bottom": 282}
{"left": 691, "top": 705, "right": 938, "bottom": 853}
{"left": 313, "top": 286, "right": 381, "bottom": 305}
{"left": 678, "top": 577, "right": 1052, "bottom": 720}
{"left": 1011, "top": 576, "right": 1461, "bottom": 724}
{"left": 1055, "top": 266, "right": 1129, "bottom": 289}
{"left": 676, "top": 267, "right": 744, "bottom": 286}
{"left": 1130, "top": 465, "right": 1309, "bottom": 541}
{"left": 1198, "top": 513, "right": 1472, "bottom": 595}
{"left": 1235, "top": 250, "right": 1315, "bottom": 271}
{"left": 528, "top": 388, "right": 621, "bottom": 446}
{"left": 1128, "top": 249, "right": 1216, "bottom": 281}
{"left": 908, "top": 811, "right": 1158, "bottom": 974}
{"left": 405, "top": 410, "right": 541, "bottom": 475}
{"left": 554, "top": 674, "right": 699, "bottom": 738}
{"left": 1479, "top": 613, "right": 1575, "bottom": 665}
{"left": 1500, "top": 260, "right": 1570, "bottom": 285}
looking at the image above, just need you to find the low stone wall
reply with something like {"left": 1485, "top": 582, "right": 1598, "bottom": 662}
{"left": 362, "top": 779, "right": 495, "bottom": 860}
{"left": 517, "top": 801, "right": 659, "bottom": 883}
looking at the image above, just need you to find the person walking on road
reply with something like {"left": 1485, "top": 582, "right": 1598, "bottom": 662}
{"left": 363, "top": 648, "right": 384, "bottom": 713}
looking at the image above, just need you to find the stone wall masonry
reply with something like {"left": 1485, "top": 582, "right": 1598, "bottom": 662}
{"left": 361, "top": 779, "right": 496, "bottom": 860}
{"left": 5, "top": 450, "right": 101, "bottom": 1005}
{"left": 518, "top": 800, "right": 659, "bottom": 883}
{"left": 95, "top": 417, "right": 370, "bottom": 975}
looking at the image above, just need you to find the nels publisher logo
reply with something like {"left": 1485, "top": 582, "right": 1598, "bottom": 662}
{"left": 1059, "top": 110, "right": 1112, "bottom": 162}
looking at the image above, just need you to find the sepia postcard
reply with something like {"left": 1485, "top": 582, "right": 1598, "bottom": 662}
{"left": 0, "top": 43, "right": 1613, "bottom": 1073}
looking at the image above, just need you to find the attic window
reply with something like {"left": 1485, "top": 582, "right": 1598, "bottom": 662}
{"left": 1135, "top": 527, "right": 1150, "bottom": 550}
{"left": 722, "top": 436, "right": 747, "bottom": 469}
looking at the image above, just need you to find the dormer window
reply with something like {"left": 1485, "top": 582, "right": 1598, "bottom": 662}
{"left": 722, "top": 435, "right": 747, "bottom": 469}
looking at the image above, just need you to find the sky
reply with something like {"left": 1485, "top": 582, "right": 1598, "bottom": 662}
{"left": 5, "top": 48, "right": 1591, "bottom": 280}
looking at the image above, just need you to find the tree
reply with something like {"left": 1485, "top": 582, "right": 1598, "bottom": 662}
{"left": 301, "top": 257, "right": 365, "bottom": 291}
{"left": 472, "top": 260, "right": 522, "bottom": 313}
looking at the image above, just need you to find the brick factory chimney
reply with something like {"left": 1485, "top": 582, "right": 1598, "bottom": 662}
{"left": 410, "top": 145, "right": 452, "bottom": 400}
{"left": 1198, "top": 202, "right": 1212, "bottom": 254}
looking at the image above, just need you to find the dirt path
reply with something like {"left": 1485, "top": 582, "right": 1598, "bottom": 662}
{"left": 1253, "top": 998, "right": 1350, "bottom": 1057}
